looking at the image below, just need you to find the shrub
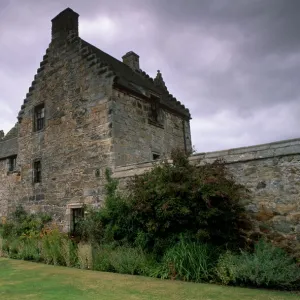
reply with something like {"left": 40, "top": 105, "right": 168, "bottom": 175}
{"left": 77, "top": 243, "right": 93, "bottom": 269}
{"left": 108, "top": 246, "right": 151, "bottom": 275}
{"left": 1, "top": 206, "right": 52, "bottom": 239}
{"left": 215, "top": 240, "right": 300, "bottom": 289}
{"left": 40, "top": 227, "right": 64, "bottom": 265}
{"left": 154, "top": 238, "right": 218, "bottom": 282}
{"left": 237, "top": 240, "right": 300, "bottom": 289}
{"left": 17, "top": 238, "right": 40, "bottom": 262}
{"left": 215, "top": 251, "right": 239, "bottom": 285}
{"left": 92, "top": 244, "right": 114, "bottom": 272}
{"left": 77, "top": 169, "right": 132, "bottom": 244}
{"left": 124, "top": 150, "right": 248, "bottom": 253}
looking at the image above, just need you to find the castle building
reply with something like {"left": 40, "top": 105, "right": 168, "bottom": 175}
{"left": 0, "top": 8, "right": 192, "bottom": 231}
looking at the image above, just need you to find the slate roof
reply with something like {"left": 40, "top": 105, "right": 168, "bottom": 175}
{"left": 80, "top": 39, "right": 191, "bottom": 119}
{"left": 0, "top": 124, "right": 18, "bottom": 159}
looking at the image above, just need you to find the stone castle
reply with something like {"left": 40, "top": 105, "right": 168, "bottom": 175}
{"left": 0, "top": 8, "right": 192, "bottom": 231}
{"left": 0, "top": 8, "right": 299, "bottom": 254}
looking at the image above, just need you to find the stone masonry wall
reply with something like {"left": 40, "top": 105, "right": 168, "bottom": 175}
{"left": 1, "top": 37, "right": 116, "bottom": 230}
{"left": 112, "top": 89, "right": 192, "bottom": 166}
{"left": 113, "top": 138, "right": 300, "bottom": 256}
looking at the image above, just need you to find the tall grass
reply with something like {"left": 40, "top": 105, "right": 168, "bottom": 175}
{"left": 0, "top": 236, "right": 3, "bottom": 257}
{"left": 77, "top": 243, "right": 93, "bottom": 269}
{"left": 154, "top": 239, "right": 218, "bottom": 282}
{"left": 61, "top": 238, "right": 77, "bottom": 267}
{"left": 40, "top": 229, "right": 63, "bottom": 265}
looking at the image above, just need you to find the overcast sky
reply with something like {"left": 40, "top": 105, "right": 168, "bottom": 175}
{"left": 0, "top": 0, "right": 299, "bottom": 152}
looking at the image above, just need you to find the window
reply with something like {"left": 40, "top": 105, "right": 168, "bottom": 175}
{"left": 8, "top": 156, "right": 17, "bottom": 172}
{"left": 34, "top": 104, "right": 45, "bottom": 131}
{"left": 33, "top": 160, "right": 42, "bottom": 183}
{"left": 149, "top": 95, "right": 160, "bottom": 123}
{"left": 71, "top": 208, "right": 84, "bottom": 235}
{"left": 152, "top": 153, "right": 160, "bottom": 160}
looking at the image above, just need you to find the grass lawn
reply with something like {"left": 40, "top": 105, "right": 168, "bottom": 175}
{"left": 0, "top": 258, "right": 298, "bottom": 300}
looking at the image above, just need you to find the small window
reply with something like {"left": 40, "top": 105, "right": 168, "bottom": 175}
{"left": 8, "top": 156, "right": 17, "bottom": 172}
{"left": 149, "top": 95, "right": 160, "bottom": 123}
{"left": 33, "top": 160, "right": 42, "bottom": 183}
{"left": 34, "top": 104, "right": 45, "bottom": 131}
{"left": 152, "top": 153, "right": 160, "bottom": 160}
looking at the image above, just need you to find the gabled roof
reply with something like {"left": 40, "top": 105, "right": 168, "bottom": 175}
{"left": 0, "top": 124, "right": 18, "bottom": 159}
{"left": 80, "top": 39, "right": 191, "bottom": 119}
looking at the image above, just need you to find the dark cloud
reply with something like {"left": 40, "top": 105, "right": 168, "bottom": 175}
{"left": 0, "top": 0, "right": 299, "bottom": 151}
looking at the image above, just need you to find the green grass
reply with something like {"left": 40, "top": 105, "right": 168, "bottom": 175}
{"left": 0, "top": 258, "right": 298, "bottom": 300}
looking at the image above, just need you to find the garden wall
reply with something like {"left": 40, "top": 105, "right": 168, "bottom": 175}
{"left": 112, "top": 138, "right": 300, "bottom": 256}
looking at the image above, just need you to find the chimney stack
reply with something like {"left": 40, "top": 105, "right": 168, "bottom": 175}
{"left": 51, "top": 8, "right": 79, "bottom": 41}
{"left": 0, "top": 130, "right": 4, "bottom": 140}
{"left": 122, "top": 51, "right": 140, "bottom": 71}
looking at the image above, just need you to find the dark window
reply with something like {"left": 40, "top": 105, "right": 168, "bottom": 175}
{"left": 34, "top": 104, "right": 45, "bottom": 131}
{"left": 8, "top": 156, "right": 17, "bottom": 172}
{"left": 33, "top": 160, "right": 42, "bottom": 183}
{"left": 72, "top": 208, "right": 84, "bottom": 235}
{"left": 149, "top": 95, "right": 160, "bottom": 123}
{"left": 152, "top": 153, "right": 160, "bottom": 160}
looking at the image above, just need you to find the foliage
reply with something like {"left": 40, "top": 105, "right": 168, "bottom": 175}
{"left": 77, "top": 243, "right": 93, "bottom": 269}
{"left": 125, "top": 149, "right": 248, "bottom": 252}
{"left": 77, "top": 168, "right": 131, "bottom": 244}
{"left": 16, "top": 238, "right": 40, "bottom": 262}
{"left": 1, "top": 205, "right": 52, "bottom": 239}
{"left": 153, "top": 238, "right": 218, "bottom": 282}
{"left": 109, "top": 246, "right": 153, "bottom": 275}
{"left": 237, "top": 240, "right": 300, "bottom": 289}
{"left": 40, "top": 227, "right": 70, "bottom": 266}
{"left": 215, "top": 250, "right": 239, "bottom": 285}
{"left": 92, "top": 244, "right": 115, "bottom": 272}
{"left": 61, "top": 238, "right": 78, "bottom": 267}
{"left": 215, "top": 240, "right": 300, "bottom": 289}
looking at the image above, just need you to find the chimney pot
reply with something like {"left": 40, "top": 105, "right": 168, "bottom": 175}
{"left": 51, "top": 8, "right": 79, "bottom": 41}
{"left": 122, "top": 51, "right": 140, "bottom": 71}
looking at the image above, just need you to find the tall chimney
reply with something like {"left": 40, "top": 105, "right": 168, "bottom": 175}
{"left": 0, "top": 130, "right": 4, "bottom": 140}
{"left": 51, "top": 8, "right": 79, "bottom": 41}
{"left": 122, "top": 51, "right": 140, "bottom": 71}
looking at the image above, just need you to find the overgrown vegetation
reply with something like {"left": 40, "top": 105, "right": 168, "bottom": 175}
{"left": 78, "top": 150, "right": 249, "bottom": 254}
{"left": 0, "top": 150, "right": 299, "bottom": 290}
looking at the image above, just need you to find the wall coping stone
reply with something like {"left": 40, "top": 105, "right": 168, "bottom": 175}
{"left": 113, "top": 138, "right": 300, "bottom": 179}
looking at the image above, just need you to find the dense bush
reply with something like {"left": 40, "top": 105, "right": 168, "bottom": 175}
{"left": 124, "top": 150, "right": 248, "bottom": 252}
{"left": 215, "top": 240, "right": 300, "bottom": 289}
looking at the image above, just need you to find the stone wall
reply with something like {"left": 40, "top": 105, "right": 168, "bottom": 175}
{"left": 111, "top": 89, "right": 192, "bottom": 166}
{"left": 113, "top": 138, "right": 300, "bottom": 256}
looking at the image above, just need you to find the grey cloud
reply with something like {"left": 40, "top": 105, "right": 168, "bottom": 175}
{"left": 0, "top": 0, "right": 299, "bottom": 152}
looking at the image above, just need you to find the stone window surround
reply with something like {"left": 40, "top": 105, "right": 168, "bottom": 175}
{"left": 65, "top": 203, "right": 84, "bottom": 233}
